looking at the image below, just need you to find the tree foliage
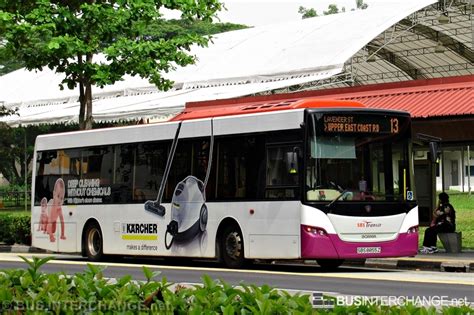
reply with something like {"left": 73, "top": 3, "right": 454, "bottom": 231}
{"left": 323, "top": 4, "right": 339, "bottom": 15}
{"left": 0, "top": 15, "right": 245, "bottom": 186}
{"left": 298, "top": 1, "right": 368, "bottom": 19}
{"left": 0, "top": 124, "right": 76, "bottom": 186}
{"left": 0, "top": 0, "right": 223, "bottom": 130}
{"left": 356, "top": 0, "right": 369, "bottom": 10}
{"left": 298, "top": 6, "right": 318, "bottom": 19}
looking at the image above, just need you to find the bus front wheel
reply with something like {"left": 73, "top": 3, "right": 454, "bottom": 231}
{"left": 221, "top": 224, "right": 245, "bottom": 268}
{"left": 83, "top": 222, "right": 103, "bottom": 262}
{"left": 316, "top": 259, "right": 344, "bottom": 270}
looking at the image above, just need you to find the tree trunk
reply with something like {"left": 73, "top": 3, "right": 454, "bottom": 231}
{"left": 79, "top": 81, "right": 85, "bottom": 130}
{"left": 84, "top": 82, "right": 93, "bottom": 130}
{"left": 10, "top": 159, "right": 21, "bottom": 185}
{"left": 82, "top": 53, "right": 94, "bottom": 130}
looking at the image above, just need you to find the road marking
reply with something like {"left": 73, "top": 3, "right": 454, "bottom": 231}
{"left": 0, "top": 254, "right": 471, "bottom": 286}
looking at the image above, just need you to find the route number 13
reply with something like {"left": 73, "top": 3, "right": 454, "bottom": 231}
{"left": 390, "top": 118, "right": 399, "bottom": 134}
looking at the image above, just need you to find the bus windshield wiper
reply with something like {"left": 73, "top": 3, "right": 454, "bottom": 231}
{"left": 326, "top": 189, "right": 348, "bottom": 209}
{"left": 326, "top": 181, "right": 346, "bottom": 210}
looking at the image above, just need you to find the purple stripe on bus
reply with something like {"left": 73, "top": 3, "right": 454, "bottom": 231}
{"left": 301, "top": 226, "right": 418, "bottom": 259}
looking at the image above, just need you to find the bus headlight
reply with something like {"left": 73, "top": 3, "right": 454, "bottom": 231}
{"left": 303, "top": 225, "right": 328, "bottom": 236}
{"left": 407, "top": 225, "right": 418, "bottom": 234}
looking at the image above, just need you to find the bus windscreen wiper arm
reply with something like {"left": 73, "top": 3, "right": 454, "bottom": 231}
{"left": 326, "top": 189, "right": 348, "bottom": 209}
{"left": 326, "top": 181, "right": 346, "bottom": 209}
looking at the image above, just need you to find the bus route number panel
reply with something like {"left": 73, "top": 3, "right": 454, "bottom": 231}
{"left": 320, "top": 114, "right": 401, "bottom": 135}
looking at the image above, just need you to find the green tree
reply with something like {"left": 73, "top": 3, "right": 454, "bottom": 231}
{"left": 356, "top": 0, "right": 369, "bottom": 10}
{"left": 146, "top": 19, "right": 246, "bottom": 40}
{"left": 0, "top": 0, "right": 222, "bottom": 130}
{"left": 0, "top": 124, "right": 75, "bottom": 186}
{"left": 323, "top": 4, "right": 339, "bottom": 15}
{"left": 0, "top": 17, "right": 245, "bottom": 186}
{"left": 0, "top": 35, "right": 24, "bottom": 76}
{"left": 298, "top": 6, "right": 318, "bottom": 19}
{"left": 0, "top": 19, "right": 245, "bottom": 76}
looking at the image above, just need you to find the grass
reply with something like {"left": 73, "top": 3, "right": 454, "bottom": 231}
{"left": 0, "top": 210, "right": 30, "bottom": 216}
{"left": 419, "top": 193, "right": 473, "bottom": 250}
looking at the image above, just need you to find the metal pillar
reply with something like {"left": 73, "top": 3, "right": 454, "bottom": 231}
{"left": 24, "top": 129, "right": 27, "bottom": 212}
{"left": 468, "top": 145, "right": 471, "bottom": 195}
{"left": 461, "top": 146, "right": 465, "bottom": 193}
{"left": 441, "top": 149, "right": 445, "bottom": 191}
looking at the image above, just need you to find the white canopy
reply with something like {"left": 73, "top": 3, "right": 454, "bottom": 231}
{"left": 0, "top": 0, "right": 435, "bottom": 126}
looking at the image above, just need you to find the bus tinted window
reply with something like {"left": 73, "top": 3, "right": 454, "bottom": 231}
{"left": 35, "top": 150, "right": 61, "bottom": 205}
{"left": 265, "top": 145, "right": 300, "bottom": 199}
{"left": 82, "top": 146, "right": 114, "bottom": 183}
{"left": 216, "top": 136, "right": 263, "bottom": 200}
{"left": 111, "top": 144, "right": 135, "bottom": 203}
{"left": 134, "top": 142, "right": 167, "bottom": 202}
{"left": 165, "top": 140, "right": 193, "bottom": 202}
{"left": 81, "top": 146, "right": 114, "bottom": 204}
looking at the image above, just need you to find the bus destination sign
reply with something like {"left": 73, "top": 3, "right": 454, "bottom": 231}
{"left": 322, "top": 115, "right": 400, "bottom": 134}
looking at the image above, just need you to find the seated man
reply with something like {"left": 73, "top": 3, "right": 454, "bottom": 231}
{"left": 420, "top": 192, "right": 456, "bottom": 254}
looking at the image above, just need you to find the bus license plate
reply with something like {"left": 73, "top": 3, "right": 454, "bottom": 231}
{"left": 357, "top": 247, "right": 381, "bottom": 254}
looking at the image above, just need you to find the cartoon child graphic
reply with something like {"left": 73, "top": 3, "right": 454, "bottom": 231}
{"left": 37, "top": 197, "right": 48, "bottom": 233}
{"left": 46, "top": 178, "right": 66, "bottom": 242}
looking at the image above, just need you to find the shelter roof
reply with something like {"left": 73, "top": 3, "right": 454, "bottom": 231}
{"left": 187, "top": 75, "right": 474, "bottom": 119}
{"left": 171, "top": 99, "right": 365, "bottom": 121}
{"left": 319, "top": 77, "right": 474, "bottom": 118}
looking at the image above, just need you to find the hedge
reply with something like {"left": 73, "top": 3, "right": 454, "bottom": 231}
{"left": 0, "top": 213, "right": 31, "bottom": 245}
{"left": 0, "top": 256, "right": 472, "bottom": 314}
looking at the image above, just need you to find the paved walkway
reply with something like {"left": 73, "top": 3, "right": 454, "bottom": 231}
{"left": 360, "top": 250, "right": 474, "bottom": 272}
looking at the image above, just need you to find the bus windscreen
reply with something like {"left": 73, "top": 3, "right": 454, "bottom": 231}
{"left": 306, "top": 112, "right": 412, "bottom": 203}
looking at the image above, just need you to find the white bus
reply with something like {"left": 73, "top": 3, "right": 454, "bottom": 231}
{"left": 31, "top": 98, "right": 419, "bottom": 268}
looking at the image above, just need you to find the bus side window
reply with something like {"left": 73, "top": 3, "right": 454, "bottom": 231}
{"left": 134, "top": 141, "right": 167, "bottom": 201}
{"left": 216, "top": 135, "right": 262, "bottom": 200}
{"left": 112, "top": 144, "right": 135, "bottom": 203}
{"left": 34, "top": 150, "right": 57, "bottom": 205}
{"left": 165, "top": 140, "right": 193, "bottom": 202}
{"left": 265, "top": 145, "right": 300, "bottom": 199}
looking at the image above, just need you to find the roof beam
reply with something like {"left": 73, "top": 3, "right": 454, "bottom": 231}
{"left": 367, "top": 44, "right": 428, "bottom": 80}
{"left": 399, "top": 19, "right": 474, "bottom": 63}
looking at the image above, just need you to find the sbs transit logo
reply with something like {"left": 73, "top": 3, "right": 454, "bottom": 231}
{"left": 356, "top": 221, "right": 382, "bottom": 228}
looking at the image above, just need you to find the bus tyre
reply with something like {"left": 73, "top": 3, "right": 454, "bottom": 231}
{"left": 84, "top": 222, "right": 103, "bottom": 262}
{"left": 221, "top": 224, "right": 245, "bottom": 268}
{"left": 316, "top": 259, "right": 344, "bottom": 270}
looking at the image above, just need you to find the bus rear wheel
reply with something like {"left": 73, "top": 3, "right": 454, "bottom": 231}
{"left": 84, "top": 222, "right": 103, "bottom": 262}
{"left": 316, "top": 259, "right": 344, "bottom": 270}
{"left": 221, "top": 225, "right": 245, "bottom": 269}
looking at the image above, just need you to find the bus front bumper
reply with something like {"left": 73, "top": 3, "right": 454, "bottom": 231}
{"left": 301, "top": 226, "right": 418, "bottom": 259}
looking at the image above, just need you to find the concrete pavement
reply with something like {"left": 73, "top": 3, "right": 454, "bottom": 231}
{"left": 360, "top": 251, "right": 474, "bottom": 272}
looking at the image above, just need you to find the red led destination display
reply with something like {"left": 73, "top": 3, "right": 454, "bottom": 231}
{"left": 321, "top": 115, "right": 401, "bottom": 135}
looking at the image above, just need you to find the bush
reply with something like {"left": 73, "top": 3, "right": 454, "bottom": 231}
{"left": 0, "top": 257, "right": 314, "bottom": 314}
{"left": 0, "top": 213, "right": 31, "bottom": 245}
{"left": 0, "top": 257, "right": 472, "bottom": 314}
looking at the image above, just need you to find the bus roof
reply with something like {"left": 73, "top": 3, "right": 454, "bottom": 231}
{"left": 170, "top": 98, "right": 365, "bottom": 121}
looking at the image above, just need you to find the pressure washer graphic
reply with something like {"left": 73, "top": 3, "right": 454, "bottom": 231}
{"left": 144, "top": 120, "right": 214, "bottom": 249}
{"left": 144, "top": 122, "right": 182, "bottom": 217}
